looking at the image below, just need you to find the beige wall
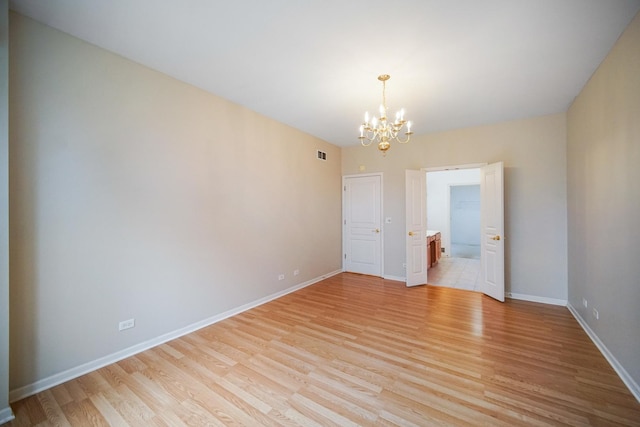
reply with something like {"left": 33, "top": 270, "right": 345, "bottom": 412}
{"left": 9, "top": 14, "right": 341, "bottom": 392}
{"left": 343, "top": 113, "right": 568, "bottom": 301}
{"left": 567, "top": 12, "right": 640, "bottom": 386}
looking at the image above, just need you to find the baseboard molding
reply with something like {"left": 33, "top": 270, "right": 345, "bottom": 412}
{"left": 340, "top": 268, "right": 405, "bottom": 284}
{"left": 0, "top": 407, "right": 15, "bottom": 425}
{"left": 9, "top": 269, "right": 342, "bottom": 403}
{"left": 567, "top": 303, "right": 640, "bottom": 403}
{"left": 507, "top": 292, "right": 567, "bottom": 306}
{"left": 383, "top": 274, "right": 405, "bottom": 282}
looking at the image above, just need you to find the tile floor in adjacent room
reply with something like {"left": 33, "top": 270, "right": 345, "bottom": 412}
{"left": 428, "top": 256, "right": 481, "bottom": 291}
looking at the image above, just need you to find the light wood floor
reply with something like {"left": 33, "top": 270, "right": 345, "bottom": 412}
{"left": 7, "top": 273, "right": 640, "bottom": 426}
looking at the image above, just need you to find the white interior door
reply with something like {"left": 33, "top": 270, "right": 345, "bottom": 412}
{"left": 480, "top": 162, "right": 505, "bottom": 301}
{"left": 405, "top": 170, "right": 427, "bottom": 287}
{"left": 343, "top": 174, "right": 382, "bottom": 276}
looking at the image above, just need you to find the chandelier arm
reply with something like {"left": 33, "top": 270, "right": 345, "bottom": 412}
{"left": 359, "top": 128, "right": 378, "bottom": 144}
{"left": 362, "top": 128, "right": 376, "bottom": 140}
{"left": 395, "top": 132, "right": 412, "bottom": 144}
{"left": 360, "top": 138, "right": 374, "bottom": 147}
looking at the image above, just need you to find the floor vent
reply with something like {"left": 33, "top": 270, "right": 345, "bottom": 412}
{"left": 317, "top": 150, "right": 327, "bottom": 161}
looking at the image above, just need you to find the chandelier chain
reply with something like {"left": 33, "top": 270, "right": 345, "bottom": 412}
{"left": 382, "top": 79, "right": 386, "bottom": 115}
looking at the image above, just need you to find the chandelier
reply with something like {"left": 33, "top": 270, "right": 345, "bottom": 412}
{"left": 358, "top": 74, "right": 413, "bottom": 154}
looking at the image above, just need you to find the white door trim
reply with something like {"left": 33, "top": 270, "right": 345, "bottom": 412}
{"left": 425, "top": 163, "right": 486, "bottom": 173}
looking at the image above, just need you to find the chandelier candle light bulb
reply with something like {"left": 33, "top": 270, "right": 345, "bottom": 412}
{"left": 358, "top": 74, "right": 413, "bottom": 155}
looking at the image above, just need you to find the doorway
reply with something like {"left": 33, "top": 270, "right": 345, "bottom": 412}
{"left": 450, "top": 184, "right": 481, "bottom": 259}
{"left": 426, "top": 168, "right": 481, "bottom": 291}
{"left": 342, "top": 174, "right": 383, "bottom": 276}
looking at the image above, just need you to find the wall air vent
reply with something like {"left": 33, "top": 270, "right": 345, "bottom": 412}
{"left": 317, "top": 150, "right": 327, "bottom": 161}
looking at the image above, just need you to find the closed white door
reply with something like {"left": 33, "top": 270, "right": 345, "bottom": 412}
{"left": 405, "top": 170, "right": 427, "bottom": 287}
{"left": 343, "top": 175, "right": 382, "bottom": 276}
{"left": 480, "top": 162, "right": 505, "bottom": 302}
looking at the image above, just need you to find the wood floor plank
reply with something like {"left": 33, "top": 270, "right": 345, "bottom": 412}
{"left": 60, "top": 399, "right": 110, "bottom": 427}
{"left": 48, "top": 385, "right": 73, "bottom": 409}
{"left": 88, "top": 393, "right": 129, "bottom": 426}
{"left": 35, "top": 390, "right": 71, "bottom": 427}
{"left": 7, "top": 273, "right": 640, "bottom": 426}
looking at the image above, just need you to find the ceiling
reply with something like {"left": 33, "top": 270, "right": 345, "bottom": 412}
{"left": 9, "top": 0, "right": 640, "bottom": 147}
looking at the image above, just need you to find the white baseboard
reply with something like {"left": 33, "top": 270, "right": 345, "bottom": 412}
{"left": 567, "top": 303, "right": 640, "bottom": 403}
{"left": 0, "top": 407, "right": 15, "bottom": 425}
{"left": 9, "top": 269, "right": 342, "bottom": 403}
{"left": 340, "top": 268, "right": 406, "bottom": 284}
{"left": 383, "top": 274, "right": 406, "bottom": 282}
{"left": 507, "top": 292, "right": 567, "bottom": 306}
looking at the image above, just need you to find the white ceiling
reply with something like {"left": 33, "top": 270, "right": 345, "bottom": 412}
{"left": 9, "top": 0, "right": 640, "bottom": 147}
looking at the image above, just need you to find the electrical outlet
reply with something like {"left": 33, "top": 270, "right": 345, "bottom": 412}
{"left": 278, "top": 274, "right": 285, "bottom": 281}
{"left": 119, "top": 318, "right": 135, "bottom": 331}
{"left": 583, "top": 298, "right": 588, "bottom": 308}
{"left": 593, "top": 308, "right": 599, "bottom": 320}
{"left": 293, "top": 269, "right": 300, "bottom": 276}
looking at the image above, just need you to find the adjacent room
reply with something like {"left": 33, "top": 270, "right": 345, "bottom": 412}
{"left": 1, "top": 1, "right": 639, "bottom": 425}
{"left": 426, "top": 167, "right": 482, "bottom": 291}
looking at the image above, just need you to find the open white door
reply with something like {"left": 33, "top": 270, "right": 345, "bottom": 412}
{"left": 480, "top": 162, "right": 505, "bottom": 301}
{"left": 343, "top": 174, "right": 382, "bottom": 276}
{"left": 405, "top": 170, "right": 427, "bottom": 287}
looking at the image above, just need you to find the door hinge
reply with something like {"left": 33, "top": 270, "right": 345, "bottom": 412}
{"left": 344, "top": 185, "right": 346, "bottom": 191}
{"left": 344, "top": 254, "right": 347, "bottom": 259}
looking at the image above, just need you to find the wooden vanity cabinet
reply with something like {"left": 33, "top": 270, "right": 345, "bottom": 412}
{"left": 426, "top": 231, "right": 441, "bottom": 269}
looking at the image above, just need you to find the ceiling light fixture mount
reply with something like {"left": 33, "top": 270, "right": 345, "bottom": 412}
{"left": 358, "top": 74, "right": 413, "bottom": 155}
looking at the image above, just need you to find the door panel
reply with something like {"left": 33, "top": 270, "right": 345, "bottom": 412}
{"left": 480, "top": 162, "right": 504, "bottom": 301}
{"left": 343, "top": 175, "right": 382, "bottom": 276}
{"left": 405, "top": 170, "right": 427, "bottom": 287}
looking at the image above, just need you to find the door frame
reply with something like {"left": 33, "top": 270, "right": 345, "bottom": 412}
{"left": 342, "top": 173, "right": 384, "bottom": 276}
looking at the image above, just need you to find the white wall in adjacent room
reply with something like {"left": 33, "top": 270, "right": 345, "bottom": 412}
{"left": 426, "top": 168, "right": 480, "bottom": 256}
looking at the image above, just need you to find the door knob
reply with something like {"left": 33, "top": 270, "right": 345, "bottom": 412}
{"left": 374, "top": 228, "right": 380, "bottom": 233}
{"left": 408, "top": 231, "right": 414, "bottom": 236}
{"left": 491, "top": 235, "right": 501, "bottom": 241}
